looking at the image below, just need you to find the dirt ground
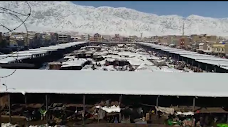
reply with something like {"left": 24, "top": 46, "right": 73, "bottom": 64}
{"left": 1, "top": 115, "right": 46, "bottom": 126}
{"left": 1, "top": 115, "right": 172, "bottom": 127}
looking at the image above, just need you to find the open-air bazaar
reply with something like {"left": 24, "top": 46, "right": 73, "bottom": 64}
{"left": 1, "top": 42, "right": 228, "bottom": 127}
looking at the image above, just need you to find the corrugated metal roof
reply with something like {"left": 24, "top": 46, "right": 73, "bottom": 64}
{"left": 139, "top": 42, "right": 228, "bottom": 68}
{"left": 0, "top": 56, "right": 31, "bottom": 63}
{"left": 0, "top": 69, "right": 228, "bottom": 97}
{"left": 0, "top": 41, "right": 87, "bottom": 63}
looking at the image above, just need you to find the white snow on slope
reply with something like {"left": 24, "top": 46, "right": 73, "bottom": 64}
{"left": 1, "top": 1, "right": 228, "bottom": 36}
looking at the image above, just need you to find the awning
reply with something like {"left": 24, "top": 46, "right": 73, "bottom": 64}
{"left": 195, "top": 107, "right": 228, "bottom": 114}
{"left": 155, "top": 106, "right": 174, "bottom": 115}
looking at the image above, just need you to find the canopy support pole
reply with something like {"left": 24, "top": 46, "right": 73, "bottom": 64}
{"left": 25, "top": 94, "right": 27, "bottom": 126}
{"left": 192, "top": 97, "right": 195, "bottom": 111}
{"left": 119, "top": 94, "right": 123, "bottom": 123}
{"left": 8, "top": 94, "right": 11, "bottom": 123}
{"left": 45, "top": 94, "right": 49, "bottom": 124}
{"left": 192, "top": 97, "right": 196, "bottom": 127}
{"left": 83, "top": 95, "right": 86, "bottom": 126}
{"left": 156, "top": 95, "right": 159, "bottom": 115}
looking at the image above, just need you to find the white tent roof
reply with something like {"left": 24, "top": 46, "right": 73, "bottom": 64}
{"left": 0, "top": 69, "right": 227, "bottom": 97}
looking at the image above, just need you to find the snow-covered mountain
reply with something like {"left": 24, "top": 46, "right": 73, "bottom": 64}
{"left": 0, "top": 1, "right": 228, "bottom": 37}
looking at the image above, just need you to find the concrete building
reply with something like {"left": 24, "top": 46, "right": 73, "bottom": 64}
{"left": 93, "top": 33, "right": 102, "bottom": 42}
{"left": 71, "top": 36, "right": 85, "bottom": 42}
{"left": 28, "top": 33, "right": 36, "bottom": 48}
{"left": 27, "top": 33, "right": 44, "bottom": 48}
{"left": 50, "top": 33, "right": 58, "bottom": 45}
{"left": 129, "top": 36, "right": 138, "bottom": 42}
{"left": 212, "top": 43, "right": 228, "bottom": 54}
{"left": 79, "top": 35, "right": 87, "bottom": 41}
{"left": 198, "top": 43, "right": 207, "bottom": 51}
{"left": 1, "top": 33, "right": 10, "bottom": 47}
{"left": 58, "top": 34, "right": 71, "bottom": 43}
{"left": 158, "top": 36, "right": 169, "bottom": 45}
{"left": 197, "top": 42, "right": 213, "bottom": 54}
{"left": 190, "top": 34, "right": 218, "bottom": 44}
{"left": 114, "top": 34, "right": 120, "bottom": 42}
{"left": 9, "top": 35, "right": 24, "bottom": 47}
{"left": 206, "top": 35, "right": 217, "bottom": 43}
{"left": 102, "top": 35, "right": 112, "bottom": 42}
{"left": 191, "top": 34, "right": 205, "bottom": 43}
{"left": 84, "top": 34, "right": 90, "bottom": 41}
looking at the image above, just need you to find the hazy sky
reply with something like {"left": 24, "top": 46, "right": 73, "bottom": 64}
{"left": 72, "top": 1, "right": 228, "bottom": 18}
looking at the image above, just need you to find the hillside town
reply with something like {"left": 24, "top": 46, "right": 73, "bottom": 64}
{"left": 1, "top": 31, "right": 228, "bottom": 59}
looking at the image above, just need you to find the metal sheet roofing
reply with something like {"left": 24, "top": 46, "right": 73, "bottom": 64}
{"left": 0, "top": 69, "right": 228, "bottom": 97}
{"left": 0, "top": 42, "right": 87, "bottom": 63}
{"left": 139, "top": 42, "right": 228, "bottom": 68}
{"left": 0, "top": 56, "right": 31, "bottom": 63}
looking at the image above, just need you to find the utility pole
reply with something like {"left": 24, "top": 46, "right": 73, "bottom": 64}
{"left": 182, "top": 21, "right": 185, "bottom": 36}
{"left": 180, "top": 20, "right": 185, "bottom": 49}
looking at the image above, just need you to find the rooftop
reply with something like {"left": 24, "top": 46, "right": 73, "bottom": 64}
{"left": 61, "top": 58, "right": 88, "bottom": 67}
{"left": 139, "top": 42, "right": 228, "bottom": 67}
{"left": 0, "top": 41, "right": 87, "bottom": 63}
{"left": 0, "top": 69, "right": 227, "bottom": 97}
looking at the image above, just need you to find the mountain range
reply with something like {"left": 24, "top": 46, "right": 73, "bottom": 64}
{"left": 0, "top": 1, "right": 228, "bottom": 37}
